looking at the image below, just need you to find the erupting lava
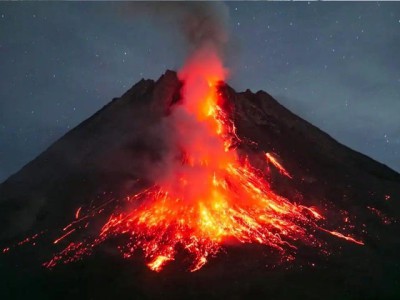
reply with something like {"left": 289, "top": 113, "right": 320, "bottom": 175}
{"left": 15, "top": 47, "right": 364, "bottom": 272}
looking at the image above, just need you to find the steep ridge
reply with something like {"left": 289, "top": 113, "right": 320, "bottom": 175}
{"left": 0, "top": 70, "right": 399, "bottom": 299}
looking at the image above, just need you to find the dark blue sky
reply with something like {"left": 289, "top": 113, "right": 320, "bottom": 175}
{"left": 0, "top": 2, "right": 399, "bottom": 181}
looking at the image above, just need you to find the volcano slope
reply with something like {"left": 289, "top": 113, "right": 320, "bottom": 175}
{"left": 0, "top": 70, "right": 399, "bottom": 299}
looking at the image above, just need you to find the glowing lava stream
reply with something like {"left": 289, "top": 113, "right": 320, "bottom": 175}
{"left": 42, "top": 47, "right": 363, "bottom": 272}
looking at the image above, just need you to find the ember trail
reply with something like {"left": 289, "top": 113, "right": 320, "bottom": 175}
{"left": 43, "top": 48, "right": 363, "bottom": 272}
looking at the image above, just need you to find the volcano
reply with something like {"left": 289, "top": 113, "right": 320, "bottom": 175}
{"left": 1, "top": 70, "right": 400, "bottom": 299}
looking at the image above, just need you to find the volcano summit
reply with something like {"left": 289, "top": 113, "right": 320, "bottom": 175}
{"left": 1, "top": 70, "right": 399, "bottom": 299}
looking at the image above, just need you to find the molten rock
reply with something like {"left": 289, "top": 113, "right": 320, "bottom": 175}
{"left": 0, "top": 69, "right": 399, "bottom": 299}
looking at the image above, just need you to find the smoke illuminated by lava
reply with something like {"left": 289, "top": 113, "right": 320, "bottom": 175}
{"left": 37, "top": 44, "right": 364, "bottom": 272}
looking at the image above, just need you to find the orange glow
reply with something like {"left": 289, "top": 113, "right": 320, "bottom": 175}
{"left": 40, "top": 46, "right": 363, "bottom": 272}
{"left": 147, "top": 255, "right": 174, "bottom": 272}
{"left": 265, "top": 153, "right": 292, "bottom": 178}
{"left": 322, "top": 230, "right": 364, "bottom": 245}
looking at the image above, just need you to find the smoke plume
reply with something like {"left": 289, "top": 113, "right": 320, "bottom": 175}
{"left": 120, "top": 1, "right": 230, "bottom": 58}
{"left": 117, "top": 2, "right": 233, "bottom": 190}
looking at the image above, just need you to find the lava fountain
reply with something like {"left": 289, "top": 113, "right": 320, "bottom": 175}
{"left": 39, "top": 45, "right": 363, "bottom": 272}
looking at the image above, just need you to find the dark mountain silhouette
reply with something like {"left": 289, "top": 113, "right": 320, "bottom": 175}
{"left": 1, "top": 70, "right": 399, "bottom": 299}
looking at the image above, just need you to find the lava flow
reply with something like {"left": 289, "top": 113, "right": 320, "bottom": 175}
{"left": 38, "top": 47, "right": 364, "bottom": 272}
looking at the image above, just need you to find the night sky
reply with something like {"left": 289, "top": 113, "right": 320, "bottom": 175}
{"left": 0, "top": 2, "right": 399, "bottom": 182}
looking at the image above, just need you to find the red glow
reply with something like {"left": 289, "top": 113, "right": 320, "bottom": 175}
{"left": 75, "top": 207, "right": 82, "bottom": 219}
{"left": 0, "top": 46, "right": 362, "bottom": 272}
{"left": 367, "top": 206, "right": 392, "bottom": 225}
{"left": 265, "top": 153, "right": 292, "bottom": 178}
{"left": 53, "top": 229, "right": 76, "bottom": 245}
{"left": 322, "top": 230, "right": 364, "bottom": 245}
